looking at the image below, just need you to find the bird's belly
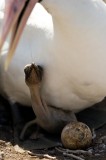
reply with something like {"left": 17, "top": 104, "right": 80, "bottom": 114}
{"left": 1, "top": 41, "right": 106, "bottom": 111}
{"left": 1, "top": 50, "right": 106, "bottom": 112}
{"left": 41, "top": 69, "right": 105, "bottom": 112}
{"left": 2, "top": 67, "right": 105, "bottom": 112}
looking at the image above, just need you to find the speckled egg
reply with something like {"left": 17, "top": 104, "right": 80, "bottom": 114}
{"left": 61, "top": 122, "right": 92, "bottom": 149}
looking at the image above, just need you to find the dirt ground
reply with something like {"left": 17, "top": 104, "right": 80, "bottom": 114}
{"left": 0, "top": 95, "right": 106, "bottom": 160}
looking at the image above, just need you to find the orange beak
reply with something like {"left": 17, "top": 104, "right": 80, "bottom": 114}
{"left": 0, "top": 0, "right": 38, "bottom": 69}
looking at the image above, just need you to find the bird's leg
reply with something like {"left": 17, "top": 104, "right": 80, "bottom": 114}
{"left": 9, "top": 102, "right": 25, "bottom": 143}
{"left": 9, "top": 102, "right": 23, "bottom": 125}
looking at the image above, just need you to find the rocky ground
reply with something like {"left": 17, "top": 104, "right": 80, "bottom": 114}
{"left": 0, "top": 95, "right": 106, "bottom": 160}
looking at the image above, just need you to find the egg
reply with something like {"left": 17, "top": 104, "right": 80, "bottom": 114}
{"left": 61, "top": 122, "right": 92, "bottom": 149}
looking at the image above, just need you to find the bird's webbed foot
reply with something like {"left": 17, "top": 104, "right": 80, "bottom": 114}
{"left": 20, "top": 119, "right": 39, "bottom": 140}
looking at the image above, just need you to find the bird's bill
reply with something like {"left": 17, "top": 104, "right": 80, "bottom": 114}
{"left": 0, "top": 0, "right": 38, "bottom": 69}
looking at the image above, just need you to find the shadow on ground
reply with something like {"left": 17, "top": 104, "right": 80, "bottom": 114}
{"left": 0, "top": 95, "right": 106, "bottom": 160}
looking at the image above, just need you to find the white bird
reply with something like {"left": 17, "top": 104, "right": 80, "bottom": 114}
{"left": 0, "top": 0, "right": 106, "bottom": 115}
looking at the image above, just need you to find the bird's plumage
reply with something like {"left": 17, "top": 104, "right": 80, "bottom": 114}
{"left": 0, "top": 0, "right": 106, "bottom": 112}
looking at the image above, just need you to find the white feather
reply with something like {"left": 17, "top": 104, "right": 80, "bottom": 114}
{"left": 0, "top": 0, "right": 106, "bottom": 112}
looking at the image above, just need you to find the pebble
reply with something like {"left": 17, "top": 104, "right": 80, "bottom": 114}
{"left": 14, "top": 145, "right": 25, "bottom": 154}
{"left": 5, "top": 142, "right": 11, "bottom": 146}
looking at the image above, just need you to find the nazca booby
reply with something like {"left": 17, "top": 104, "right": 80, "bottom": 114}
{"left": 0, "top": 0, "right": 106, "bottom": 114}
